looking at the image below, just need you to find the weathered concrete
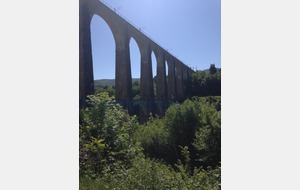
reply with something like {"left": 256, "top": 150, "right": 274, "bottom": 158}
{"left": 139, "top": 40, "right": 155, "bottom": 122}
{"left": 182, "top": 65, "right": 189, "bottom": 98}
{"left": 79, "top": 0, "right": 94, "bottom": 108}
{"left": 79, "top": 0, "right": 194, "bottom": 120}
{"left": 115, "top": 31, "right": 133, "bottom": 113}
{"left": 175, "top": 60, "right": 184, "bottom": 101}
{"left": 153, "top": 49, "right": 167, "bottom": 101}
{"left": 153, "top": 48, "right": 168, "bottom": 116}
{"left": 139, "top": 41, "right": 154, "bottom": 101}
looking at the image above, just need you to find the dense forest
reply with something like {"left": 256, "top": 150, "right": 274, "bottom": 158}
{"left": 80, "top": 64, "right": 221, "bottom": 189}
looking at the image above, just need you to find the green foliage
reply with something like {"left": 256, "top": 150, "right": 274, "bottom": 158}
{"left": 209, "top": 63, "right": 217, "bottom": 74}
{"left": 94, "top": 80, "right": 115, "bottom": 97}
{"left": 95, "top": 85, "right": 115, "bottom": 97}
{"left": 174, "top": 146, "right": 220, "bottom": 190}
{"left": 193, "top": 97, "right": 221, "bottom": 168}
{"left": 191, "top": 68, "right": 221, "bottom": 97}
{"left": 79, "top": 177, "right": 106, "bottom": 190}
{"left": 132, "top": 116, "right": 173, "bottom": 162}
{"left": 164, "top": 99, "right": 201, "bottom": 164}
{"left": 133, "top": 97, "right": 221, "bottom": 168}
{"left": 80, "top": 151, "right": 221, "bottom": 190}
{"left": 79, "top": 92, "right": 221, "bottom": 189}
{"left": 132, "top": 81, "right": 140, "bottom": 100}
{"left": 79, "top": 92, "right": 139, "bottom": 177}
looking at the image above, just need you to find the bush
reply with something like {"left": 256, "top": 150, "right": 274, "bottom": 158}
{"left": 79, "top": 93, "right": 221, "bottom": 189}
{"left": 193, "top": 97, "right": 221, "bottom": 168}
{"left": 191, "top": 69, "right": 221, "bottom": 96}
{"left": 164, "top": 99, "right": 201, "bottom": 164}
{"left": 79, "top": 92, "right": 139, "bottom": 177}
{"left": 134, "top": 97, "right": 221, "bottom": 168}
{"left": 132, "top": 116, "right": 173, "bottom": 163}
{"left": 80, "top": 150, "right": 221, "bottom": 190}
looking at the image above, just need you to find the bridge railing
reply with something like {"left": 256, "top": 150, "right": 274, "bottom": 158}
{"left": 99, "top": 0, "right": 190, "bottom": 68}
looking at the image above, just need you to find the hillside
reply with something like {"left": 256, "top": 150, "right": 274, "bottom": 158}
{"left": 94, "top": 78, "right": 140, "bottom": 89}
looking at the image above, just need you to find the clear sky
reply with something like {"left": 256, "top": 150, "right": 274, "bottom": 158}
{"left": 90, "top": 0, "right": 220, "bottom": 79}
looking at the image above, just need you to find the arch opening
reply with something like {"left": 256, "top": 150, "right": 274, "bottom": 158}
{"left": 90, "top": 14, "right": 115, "bottom": 96}
{"left": 129, "top": 37, "right": 141, "bottom": 100}
{"left": 165, "top": 60, "right": 168, "bottom": 82}
{"left": 151, "top": 51, "right": 157, "bottom": 98}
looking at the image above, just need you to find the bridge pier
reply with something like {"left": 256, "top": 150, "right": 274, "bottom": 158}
{"left": 167, "top": 56, "right": 176, "bottom": 100}
{"left": 79, "top": 0, "right": 94, "bottom": 108}
{"left": 140, "top": 41, "right": 155, "bottom": 122}
{"left": 175, "top": 61, "right": 184, "bottom": 101}
{"left": 154, "top": 50, "right": 168, "bottom": 117}
{"left": 115, "top": 31, "right": 133, "bottom": 114}
{"left": 182, "top": 65, "right": 188, "bottom": 98}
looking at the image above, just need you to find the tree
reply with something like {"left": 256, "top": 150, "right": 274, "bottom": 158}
{"left": 164, "top": 99, "right": 201, "bottom": 165}
{"left": 132, "top": 81, "right": 140, "bottom": 99}
{"left": 79, "top": 92, "right": 139, "bottom": 177}
{"left": 209, "top": 64, "right": 217, "bottom": 74}
{"left": 193, "top": 97, "right": 221, "bottom": 168}
{"left": 191, "top": 65, "right": 221, "bottom": 97}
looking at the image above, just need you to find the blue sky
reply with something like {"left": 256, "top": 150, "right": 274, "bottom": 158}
{"left": 90, "top": 0, "right": 220, "bottom": 79}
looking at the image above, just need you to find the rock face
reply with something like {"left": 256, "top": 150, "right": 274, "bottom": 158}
{"left": 79, "top": 0, "right": 194, "bottom": 121}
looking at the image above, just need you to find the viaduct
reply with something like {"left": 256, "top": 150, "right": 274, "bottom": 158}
{"left": 80, "top": 0, "right": 194, "bottom": 122}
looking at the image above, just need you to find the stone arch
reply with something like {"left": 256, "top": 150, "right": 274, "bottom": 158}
{"left": 129, "top": 37, "right": 142, "bottom": 100}
{"left": 90, "top": 14, "right": 115, "bottom": 82}
{"left": 80, "top": 0, "right": 195, "bottom": 117}
{"left": 89, "top": 12, "right": 133, "bottom": 106}
{"left": 87, "top": 0, "right": 127, "bottom": 46}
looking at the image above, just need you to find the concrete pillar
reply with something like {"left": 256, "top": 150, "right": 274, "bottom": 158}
{"left": 167, "top": 57, "right": 176, "bottom": 100}
{"left": 140, "top": 43, "right": 154, "bottom": 100}
{"left": 182, "top": 65, "right": 189, "bottom": 98}
{"left": 155, "top": 51, "right": 167, "bottom": 100}
{"left": 182, "top": 65, "right": 187, "bottom": 86}
{"left": 154, "top": 50, "right": 168, "bottom": 116}
{"left": 115, "top": 31, "right": 133, "bottom": 114}
{"left": 79, "top": 0, "right": 94, "bottom": 108}
{"left": 175, "top": 61, "right": 184, "bottom": 101}
{"left": 139, "top": 41, "right": 154, "bottom": 122}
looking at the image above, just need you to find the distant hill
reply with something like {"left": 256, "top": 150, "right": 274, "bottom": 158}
{"left": 94, "top": 78, "right": 140, "bottom": 88}
{"left": 202, "top": 68, "right": 221, "bottom": 74}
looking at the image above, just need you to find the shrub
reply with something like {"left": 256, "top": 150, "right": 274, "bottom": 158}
{"left": 132, "top": 116, "right": 173, "bottom": 163}
{"left": 79, "top": 92, "right": 139, "bottom": 177}
{"left": 79, "top": 93, "right": 221, "bottom": 189}
{"left": 164, "top": 99, "right": 201, "bottom": 164}
{"left": 80, "top": 150, "right": 221, "bottom": 190}
{"left": 193, "top": 97, "right": 221, "bottom": 168}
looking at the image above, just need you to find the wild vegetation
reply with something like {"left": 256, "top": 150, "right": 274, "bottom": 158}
{"left": 80, "top": 64, "right": 221, "bottom": 189}
{"left": 189, "top": 64, "right": 221, "bottom": 97}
